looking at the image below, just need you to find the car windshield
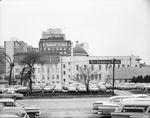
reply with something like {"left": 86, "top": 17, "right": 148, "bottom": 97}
{"left": 14, "top": 101, "right": 23, "bottom": 107}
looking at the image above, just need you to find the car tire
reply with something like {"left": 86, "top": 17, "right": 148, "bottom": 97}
{"left": 29, "top": 113, "right": 35, "bottom": 118}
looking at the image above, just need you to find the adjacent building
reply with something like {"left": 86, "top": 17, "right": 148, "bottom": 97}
{"left": 39, "top": 28, "right": 71, "bottom": 56}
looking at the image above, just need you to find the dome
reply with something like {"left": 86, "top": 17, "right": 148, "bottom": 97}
{"left": 73, "top": 47, "right": 88, "bottom": 56}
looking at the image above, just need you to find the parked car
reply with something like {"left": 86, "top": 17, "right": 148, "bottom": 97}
{"left": 0, "top": 91, "right": 24, "bottom": 99}
{"left": 97, "top": 95, "right": 150, "bottom": 117}
{"left": 97, "top": 83, "right": 107, "bottom": 92}
{"left": 89, "top": 84, "right": 99, "bottom": 92}
{"left": 120, "top": 83, "right": 136, "bottom": 90}
{"left": 32, "top": 86, "right": 43, "bottom": 93}
{"left": 0, "top": 114, "right": 20, "bottom": 118}
{"left": 93, "top": 95, "right": 131, "bottom": 111}
{"left": 0, "top": 98, "right": 41, "bottom": 118}
{"left": 43, "top": 85, "right": 54, "bottom": 93}
{"left": 111, "top": 99, "right": 150, "bottom": 118}
{"left": 16, "top": 86, "right": 29, "bottom": 94}
{"left": 116, "top": 83, "right": 125, "bottom": 89}
{"left": 53, "top": 84, "right": 63, "bottom": 92}
{"left": 67, "top": 84, "right": 78, "bottom": 92}
{"left": 77, "top": 84, "right": 86, "bottom": 92}
{"left": 0, "top": 102, "right": 29, "bottom": 118}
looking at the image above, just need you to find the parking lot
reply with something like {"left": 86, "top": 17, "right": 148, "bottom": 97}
{"left": 18, "top": 97, "right": 108, "bottom": 118}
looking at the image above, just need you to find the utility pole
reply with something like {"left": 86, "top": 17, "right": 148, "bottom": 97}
{"left": 112, "top": 58, "right": 116, "bottom": 96}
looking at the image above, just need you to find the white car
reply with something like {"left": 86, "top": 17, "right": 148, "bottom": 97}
{"left": 67, "top": 84, "right": 78, "bottom": 92}
{"left": 77, "top": 84, "right": 86, "bottom": 92}
{"left": 89, "top": 84, "right": 99, "bottom": 92}
{"left": 0, "top": 98, "right": 41, "bottom": 118}
{"left": 93, "top": 95, "right": 131, "bottom": 111}
{"left": 0, "top": 101, "right": 29, "bottom": 118}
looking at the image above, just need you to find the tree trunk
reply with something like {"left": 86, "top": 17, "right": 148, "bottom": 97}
{"left": 28, "top": 69, "right": 32, "bottom": 94}
{"left": 9, "top": 67, "right": 13, "bottom": 85}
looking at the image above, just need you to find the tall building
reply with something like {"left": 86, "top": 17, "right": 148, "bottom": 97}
{"left": 0, "top": 46, "right": 6, "bottom": 81}
{"left": 39, "top": 28, "right": 71, "bottom": 57}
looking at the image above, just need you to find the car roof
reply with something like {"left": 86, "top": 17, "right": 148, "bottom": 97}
{"left": 0, "top": 98, "right": 14, "bottom": 102}
{"left": 121, "top": 99, "right": 150, "bottom": 105}
{"left": 109, "top": 95, "right": 131, "bottom": 99}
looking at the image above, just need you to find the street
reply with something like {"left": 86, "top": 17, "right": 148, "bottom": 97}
{"left": 18, "top": 97, "right": 108, "bottom": 118}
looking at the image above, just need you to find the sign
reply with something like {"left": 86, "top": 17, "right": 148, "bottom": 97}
{"left": 89, "top": 59, "right": 121, "bottom": 64}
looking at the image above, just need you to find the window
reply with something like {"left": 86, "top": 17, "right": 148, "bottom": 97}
{"left": 63, "top": 71, "right": 65, "bottom": 75}
{"left": 57, "top": 75, "right": 59, "bottom": 79}
{"left": 63, "top": 64, "right": 65, "bottom": 68}
{"left": 91, "top": 65, "right": 94, "bottom": 70}
{"left": 135, "top": 65, "right": 137, "bottom": 67}
{"left": 42, "top": 75, "right": 45, "bottom": 80}
{"left": 99, "top": 65, "right": 101, "bottom": 70}
{"left": 68, "top": 62, "right": 70, "bottom": 65}
{"left": 52, "top": 75, "right": 54, "bottom": 79}
{"left": 99, "top": 74, "right": 101, "bottom": 80}
{"left": 15, "top": 68, "right": 20, "bottom": 73}
{"left": 47, "top": 77, "right": 49, "bottom": 80}
{"left": 76, "top": 65, "right": 79, "bottom": 71}
{"left": 84, "top": 65, "right": 86, "bottom": 70}
{"left": 118, "top": 65, "right": 120, "bottom": 68}
{"left": 122, "top": 64, "right": 125, "bottom": 67}
{"left": 56, "top": 68, "right": 59, "bottom": 73}
{"left": 47, "top": 68, "right": 49, "bottom": 73}
{"left": 52, "top": 68, "right": 54, "bottom": 73}
{"left": 57, "top": 81, "right": 59, "bottom": 83}
{"left": 95, "top": 75, "right": 97, "bottom": 80}
{"left": 42, "top": 68, "right": 44, "bottom": 73}
{"left": 68, "top": 69, "right": 70, "bottom": 71}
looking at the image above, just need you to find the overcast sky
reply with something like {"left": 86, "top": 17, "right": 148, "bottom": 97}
{"left": 0, "top": 0, "right": 150, "bottom": 64}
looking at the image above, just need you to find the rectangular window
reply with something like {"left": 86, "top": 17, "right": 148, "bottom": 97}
{"left": 68, "top": 62, "right": 70, "bottom": 65}
{"left": 42, "top": 75, "right": 45, "bottom": 80}
{"left": 57, "top": 75, "right": 59, "bottom": 79}
{"left": 99, "top": 65, "right": 101, "bottom": 70}
{"left": 63, "top": 71, "right": 65, "bottom": 75}
{"left": 95, "top": 75, "right": 97, "bottom": 80}
{"left": 56, "top": 68, "right": 59, "bottom": 73}
{"left": 47, "top": 77, "right": 49, "bottom": 80}
{"left": 47, "top": 68, "right": 49, "bottom": 73}
{"left": 52, "top": 68, "right": 54, "bottom": 73}
{"left": 122, "top": 64, "right": 125, "bottom": 67}
{"left": 91, "top": 65, "right": 94, "bottom": 70}
{"left": 84, "top": 65, "right": 86, "bottom": 70}
{"left": 42, "top": 68, "right": 44, "bottom": 73}
{"left": 52, "top": 75, "right": 54, "bottom": 79}
{"left": 76, "top": 65, "right": 79, "bottom": 71}
{"left": 99, "top": 74, "right": 101, "bottom": 80}
{"left": 63, "top": 64, "right": 65, "bottom": 68}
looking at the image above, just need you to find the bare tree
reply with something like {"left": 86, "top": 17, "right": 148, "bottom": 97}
{"left": 3, "top": 53, "right": 15, "bottom": 85}
{"left": 18, "top": 52, "right": 47, "bottom": 93}
{"left": 72, "top": 65, "right": 101, "bottom": 93}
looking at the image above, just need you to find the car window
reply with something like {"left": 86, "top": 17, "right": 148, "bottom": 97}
{"left": 4, "top": 102, "right": 14, "bottom": 107}
{"left": 111, "top": 98, "right": 121, "bottom": 103}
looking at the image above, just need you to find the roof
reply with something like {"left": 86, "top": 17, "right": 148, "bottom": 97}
{"left": 121, "top": 100, "right": 150, "bottom": 105}
{"left": 72, "top": 46, "right": 88, "bottom": 56}
{"left": 108, "top": 67, "right": 150, "bottom": 79}
{"left": 0, "top": 98, "right": 14, "bottom": 102}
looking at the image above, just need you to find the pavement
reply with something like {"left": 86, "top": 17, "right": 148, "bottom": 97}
{"left": 114, "top": 89, "right": 133, "bottom": 96}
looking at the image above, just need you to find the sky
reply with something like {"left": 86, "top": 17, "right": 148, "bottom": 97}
{"left": 0, "top": 0, "right": 150, "bottom": 64}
